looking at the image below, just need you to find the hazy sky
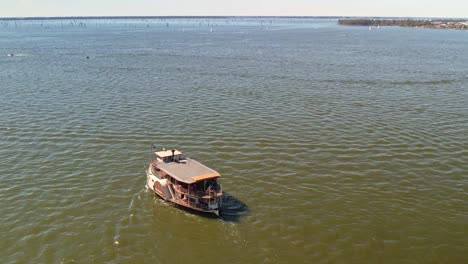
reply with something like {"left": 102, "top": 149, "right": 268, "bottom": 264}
{"left": 1, "top": 0, "right": 467, "bottom": 18}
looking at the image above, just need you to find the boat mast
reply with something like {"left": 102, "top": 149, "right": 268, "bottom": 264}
{"left": 150, "top": 144, "right": 156, "bottom": 162}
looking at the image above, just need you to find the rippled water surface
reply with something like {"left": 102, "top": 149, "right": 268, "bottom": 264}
{"left": 0, "top": 18, "right": 467, "bottom": 263}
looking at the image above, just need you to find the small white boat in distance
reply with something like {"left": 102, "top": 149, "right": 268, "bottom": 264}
{"left": 146, "top": 146, "right": 223, "bottom": 216}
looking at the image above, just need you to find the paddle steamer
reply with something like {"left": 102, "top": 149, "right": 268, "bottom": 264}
{"left": 146, "top": 146, "right": 222, "bottom": 215}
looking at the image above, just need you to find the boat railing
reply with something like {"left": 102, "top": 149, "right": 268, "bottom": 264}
{"left": 173, "top": 185, "right": 204, "bottom": 197}
{"left": 186, "top": 199, "right": 220, "bottom": 210}
{"left": 187, "top": 201, "right": 209, "bottom": 210}
{"left": 173, "top": 185, "right": 188, "bottom": 194}
{"left": 173, "top": 184, "right": 222, "bottom": 198}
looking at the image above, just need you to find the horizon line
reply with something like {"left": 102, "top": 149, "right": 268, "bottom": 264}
{"left": 1, "top": 15, "right": 467, "bottom": 21}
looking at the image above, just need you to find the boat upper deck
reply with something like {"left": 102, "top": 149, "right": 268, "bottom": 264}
{"left": 155, "top": 157, "right": 220, "bottom": 184}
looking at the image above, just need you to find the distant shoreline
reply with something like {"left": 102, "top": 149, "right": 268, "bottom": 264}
{"left": 2, "top": 16, "right": 340, "bottom": 21}
{"left": 2, "top": 16, "right": 467, "bottom": 31}
{"left": 338, "top": 19, "right": 468, "bottom": 30}
{"left": 0, "top": 16, "right": 467, "bottom": 21}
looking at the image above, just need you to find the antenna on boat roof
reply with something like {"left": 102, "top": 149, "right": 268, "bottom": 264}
{"left": 150, "top": 144, "right": 156, "bottom": 162}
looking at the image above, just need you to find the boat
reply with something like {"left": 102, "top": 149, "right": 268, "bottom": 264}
{"left": 146, "top": 146, "right": 223, "bottom": 216}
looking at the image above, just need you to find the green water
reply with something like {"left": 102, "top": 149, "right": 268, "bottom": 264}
{"left": 0, "top": 18, "right": 467, "bottom": 263}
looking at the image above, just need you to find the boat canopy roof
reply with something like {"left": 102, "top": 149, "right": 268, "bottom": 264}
{"left": 155, "top": 149, "right": 182, "bottom": 158}
{"left": 157, "top": 157, "right": 220, "bottom": 184}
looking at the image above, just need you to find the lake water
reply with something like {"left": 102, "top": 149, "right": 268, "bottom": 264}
{"left": 0, "top": 17, "right": 467, "bottom": 263}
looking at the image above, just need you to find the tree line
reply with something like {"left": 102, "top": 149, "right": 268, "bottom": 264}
{"left": 338, "top": 19, "right": 467, "bottom": 29}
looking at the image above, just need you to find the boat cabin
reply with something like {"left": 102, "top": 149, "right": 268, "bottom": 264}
{"left": 153, "top": 149, "right": 184, "bottom": 163}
